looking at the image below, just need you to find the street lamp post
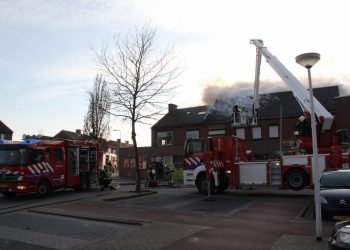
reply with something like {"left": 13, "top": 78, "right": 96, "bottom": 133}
{"left": 295, "top": 52, "right": 322, "bottom": 241}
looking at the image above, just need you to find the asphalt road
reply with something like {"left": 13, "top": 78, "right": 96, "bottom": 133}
{"left": 0, "top": 185, "right": 337, "bottom": 250}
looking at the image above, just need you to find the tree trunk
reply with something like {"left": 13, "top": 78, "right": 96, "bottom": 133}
{"left": 132, "top": 122, "right": 141, "bottom": 192}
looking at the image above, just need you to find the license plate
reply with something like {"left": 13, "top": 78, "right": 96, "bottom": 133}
{"left": 334, "top": 215, "right": 350, "bottom": 221}
{"left": 0, "top": 184, "right": 8, "bottom": 188}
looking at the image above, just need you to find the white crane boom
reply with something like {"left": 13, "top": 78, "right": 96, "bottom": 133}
{"left": 250, "top": 39, "right": 334, "bottom": 131}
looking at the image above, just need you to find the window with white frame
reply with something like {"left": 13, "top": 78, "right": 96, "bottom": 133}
{"left": 208, "top": 130, "right": 225, "bottom": 136}
{"left": 236, "top": 128, "right": 245, "bottom": 139}
{"left": 157, "top": 131, "right": 174, "bottom": 146}
{"left": 269, "top": 125, "right": 279, "bottom": 138}
{"left": 252, "top": 127, "right": 262, "bottom": 139}
{"left": 186, "top": 130, "right": 199, "bottom": 139}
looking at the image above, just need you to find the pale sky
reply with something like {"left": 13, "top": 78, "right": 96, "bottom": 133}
{"left": 1, "top": 0, "right": 350, "bottom": 146}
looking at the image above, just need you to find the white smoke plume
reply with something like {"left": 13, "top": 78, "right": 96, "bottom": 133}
{"left": 201, "top": 78, "right": 287, "bottom": 105}
{"left": 201, "top": 77, "right": 349, "bottom": 117}
{"left": 201, "top": 78, "right": 287, "bottom": 116}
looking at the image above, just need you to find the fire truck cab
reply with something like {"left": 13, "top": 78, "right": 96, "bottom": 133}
{"left": 0, "top": 139, "right": 99, "bottom": 197}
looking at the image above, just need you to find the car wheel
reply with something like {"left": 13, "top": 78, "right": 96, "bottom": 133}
{"left": 285, "top": 169, "right": 307, "bottom": 190}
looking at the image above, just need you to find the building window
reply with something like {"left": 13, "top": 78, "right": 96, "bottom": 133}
{"left": 252, "top": 127, "right": 262, "bottom": 139}
{"left": 208, "top": 130, "right": 225, "bottom": 136}
{"left": 236, "top": 128, "right": 245, "bottom": 139}
{"left": 0, "top": 133, "right": 4, "bottom": 140}
{"left": 157, "top": 131, "right": 174, "bottom": 146}
{"left": 269, "top": 125, "right": 279, "bottom": 138}
{"left": 186, "top": 130, "right": 199, "bottom": 139}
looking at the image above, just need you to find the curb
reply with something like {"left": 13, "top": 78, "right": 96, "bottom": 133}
{"left": 29, "top": 208, "right": 149, "bottom": 226}
{"left": 102, "top": 190, "right": 157, "bottom": 202}
{"left": 299, "top": 200, "right": 313, "bottom": 219}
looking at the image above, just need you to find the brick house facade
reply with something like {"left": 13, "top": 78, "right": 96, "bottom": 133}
{"left": 0, "top": 121, "right": 13, "bottom": 140}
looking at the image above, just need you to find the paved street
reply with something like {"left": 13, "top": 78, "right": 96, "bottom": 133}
{"left": 0, "top": 182, "right": 337, "bottom": 250}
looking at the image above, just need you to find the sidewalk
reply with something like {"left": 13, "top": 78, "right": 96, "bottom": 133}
{"left": 39, "top": 188, "right": 332, "bottom": 250}
{"left": 40, "top": 185, "right": 335, "bottom": 250}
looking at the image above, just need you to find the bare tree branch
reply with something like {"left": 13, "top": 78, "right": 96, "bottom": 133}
{"left": 93, "top": 23, "right": 180, "bottom": 192}
{"left": 83, "top": 74, "right": 111, "bottom": 140}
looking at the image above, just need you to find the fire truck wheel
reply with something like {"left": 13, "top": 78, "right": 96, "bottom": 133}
{"left": 196, "top": 173, "right": 214, "bottom": 195}
{"left": 37, "top": 180, "right": 51, "bottom": 197}
{"left": 285, "top": 169, "right": 307, "bottom": 190}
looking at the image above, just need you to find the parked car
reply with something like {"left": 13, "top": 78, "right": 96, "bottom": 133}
{"left": 320, "top": 170, "right": 350, "bottom": 220}
{"left": 328, "top": 220, "right": 350, "bottom": 250}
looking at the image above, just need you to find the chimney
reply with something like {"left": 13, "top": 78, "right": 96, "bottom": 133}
{"left": 168, "top": 103, "right": 177, "bottom": 113}
{"left": 76, "top": 129, "right": 82, "bottom": 135}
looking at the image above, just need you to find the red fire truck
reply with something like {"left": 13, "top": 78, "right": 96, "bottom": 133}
{"left": 184, "top": 135, "right": 270, "bottom": 194}
{"left": 183, "top": 40, "right": 350, "bottom": 193}
{"left": 0, "top": 138, "right": 100, "bottom": 197}
{"left": 184, "top": 135, "right": 349, "bottom": 193}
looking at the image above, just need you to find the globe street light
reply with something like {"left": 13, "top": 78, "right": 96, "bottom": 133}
{"left": 296, "top": 52, "right": 322, "bottom": 241}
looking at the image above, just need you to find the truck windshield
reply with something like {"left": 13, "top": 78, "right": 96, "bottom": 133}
{"left": 0, "top": 149, "right": 28, "bottom": 165}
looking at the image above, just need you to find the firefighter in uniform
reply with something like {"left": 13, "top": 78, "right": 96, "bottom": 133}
{"left": 146, "top": 167, "right": 156, "bottom": 187}
{"left": 295, "top": 116, "right": 312, "bottom": 136}
{"left": 99, "top": 162, "right": 113, "bottom": 191}
{"left": 165, "top": 165, "right": 174, "bottom": 187}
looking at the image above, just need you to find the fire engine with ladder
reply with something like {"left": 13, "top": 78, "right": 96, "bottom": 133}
{"left": 0, "top": 138, "right": 99, "bottom": 197}
{"left": 183, "top": 39, "right": 350, "bottom": 194}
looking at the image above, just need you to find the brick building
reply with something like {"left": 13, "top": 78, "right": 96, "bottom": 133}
{"left": 0, "top": 121, "right": 13, "bottom": 140}
{"left": 118, "top": 85, "right": 350, "bottom": 178}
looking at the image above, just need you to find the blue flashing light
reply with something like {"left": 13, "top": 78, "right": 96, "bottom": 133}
{"left": 0, "top": 140, "right": 9, "bottom": 144}
{"left": 21, "top": 139, "right": 40, "bottom": 145}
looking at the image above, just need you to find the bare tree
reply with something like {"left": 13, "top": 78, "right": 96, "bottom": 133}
{"left": 84, "top": 74, "right": 111, "bottom": 140}
{"left": 95, "top": 23, "right": 180, "bottom": 192}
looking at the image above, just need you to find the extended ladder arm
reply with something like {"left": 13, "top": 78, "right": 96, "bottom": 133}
{"left": 250, "top": 39, "right": 334, "bottom": 132}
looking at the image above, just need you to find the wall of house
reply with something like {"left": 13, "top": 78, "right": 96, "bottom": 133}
{"left": 119, "top": 145, "right": 184, "bottom": 178}
{"left": 0, "top": 132, "right": 12, "bottom": 140}
{"left": 151, "top": 126, "right": 208, "bottom": 147}
{"left": 335, "top": 95, "right": 350, "bottom": 131}
{"left": 232, "top": 116, "right": 300, "bottom": 158}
